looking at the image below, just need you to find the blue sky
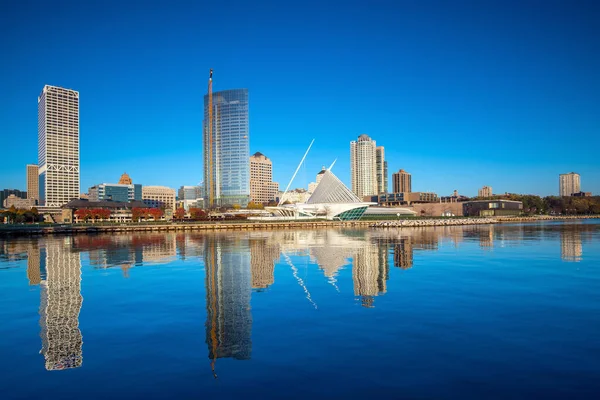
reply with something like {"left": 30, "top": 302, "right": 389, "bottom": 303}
{"left": 0, "top": 0, "right": 599, "bottom": 197}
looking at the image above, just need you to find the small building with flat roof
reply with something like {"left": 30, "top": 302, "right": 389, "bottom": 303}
{"left": 463, "top": 200, "right": 523, "bottom": 217}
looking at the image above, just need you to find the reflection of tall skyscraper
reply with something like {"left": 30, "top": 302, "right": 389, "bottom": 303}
{"left": 205, "top": 235, "right": 252, "bottom": 367}
{"left": 39, "top": 238, "right": 83, "bottom": 370}
{"left": 27, "top": 247, "right": 42, "bottom": 285}
{"left": 249, "top": 237, "right": 279, "bottom": 289}
{"left": 561, "top": 228, "right": 583, "bottom": 262}
{"left": 352, "top": 245, "right": 388, "bottom": 308}
{"left": 394, "top": 238, "right": 413, "bottom": 269}
{"left": 480, "top": 225, "right": 494, "bottom": 249}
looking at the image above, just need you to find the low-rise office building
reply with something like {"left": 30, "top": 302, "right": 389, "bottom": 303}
{"left": 61, "top": 199, "right": 147, "bottom": 223}
{"left": 462, "top": 200, "right": 523, "bottom": 217}
{"left": 89, "top": 183, "right": 142, "bottom": 203}
{"left": 368, "top": 192, "right": 439, "bottom": 206}
{"left": 142, "top": 186, "right": 176, "bottom": 212}
{"left": 3, "top": 194, "right": 36, "bottom": 209}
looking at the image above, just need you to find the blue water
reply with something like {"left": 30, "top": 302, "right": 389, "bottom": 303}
{"left": 1, "top": 221, "right": 599, "bottom": 399}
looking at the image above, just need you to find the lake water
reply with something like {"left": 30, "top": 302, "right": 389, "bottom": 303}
{"left": 1, "top": 221, "right": 599, "bottom": 399}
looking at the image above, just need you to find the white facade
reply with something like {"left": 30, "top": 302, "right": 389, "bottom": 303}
{"left": 559, "top": 172, "right": 580, "bottom": 196}
{"left": 266, "top": 169, "right": 376, "bottom": 220}
{"left": 351, "top": 134, "right": 378, "bottom": 199}
{"left": 38, "top": 85, "right": 80, "bottom": 207}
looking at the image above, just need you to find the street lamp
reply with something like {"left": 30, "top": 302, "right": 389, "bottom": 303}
{"left": 396, "top": 212, "right": 400, "bottom": 223}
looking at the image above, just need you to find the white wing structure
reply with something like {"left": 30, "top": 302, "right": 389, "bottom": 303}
{"left": 265, "top": 168, "right": 375, "bottom": 221}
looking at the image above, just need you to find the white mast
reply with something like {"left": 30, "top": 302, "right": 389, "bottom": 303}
{"left": 278, "top": 139, "right": 315, "bottom": 206}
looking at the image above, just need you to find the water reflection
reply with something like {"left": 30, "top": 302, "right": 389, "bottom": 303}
{"left": 39, "top": 238, "right": 83, "bottom": 371}
{"left": 561, "top": 228, "right": 583, "bottom": 262}
{"left": 2, "top": 221, "right": 598, "bottom": 373}
{"left": 204, "top": 235, "right": 252, "bottom": 373}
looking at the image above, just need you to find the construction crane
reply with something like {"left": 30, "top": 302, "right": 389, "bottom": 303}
{"left": 207, "top": 69, "right": 214, "bottom": 208}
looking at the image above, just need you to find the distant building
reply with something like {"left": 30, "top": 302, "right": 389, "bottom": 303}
{"left": 478, "top": 186, "right": 493, "bottom": 198}
{"left": 376, "top": 146, "right": 388, "bottom": 194}
{"left": 369, "top": 191, "right": 438, "bottom": 206}
{"left": 392, "top": 169, "right": 411, "bottom": 193}
{"left": 142, "top": 186, "right": 176, "bottom": 212}
{"left": 38, "top": 85, "right": 80, "bottom": 207}
{"left": 249, "top": 152, "right": 279, "bottom": 204}
{"left": 350, "top": 134, "right": 378, "bottom": 199}
{"left": 571, "top": 191, "right": 592, "bottom": 197}
{"left": 308, "top": 167, "right": 327, "bottom": 193}
{"left": 0, "top": 189, "right": 27, "bottom": 209}
{"left": 27, "top": 164, "right": 39, "bottom": 203}
{"left": 178, "top": 185, "right": 202, "bottom": 201}
{"left": 463, "top": 200, "right": 523, "bottom": 217}
{"left": 177, "top": 185, "right": 203, "bottom": 211}
{"left": 88, "top": 183, "right": 142, "bottom": 203}
{"left": 278, "top": 188, "right": 311, "bottom": 204}
{"left": 118, "top": 172, "right": 133, "bottom": 185}
{"left": 559, "top": 172, "right": 581, "bottom": 197}
{"left": 3, "top": 194, "right": 36, "bottom": 209}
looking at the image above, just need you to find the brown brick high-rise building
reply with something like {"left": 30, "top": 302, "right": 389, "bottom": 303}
{"left": 27, "top": 164, "right": 39, "bottom": 203}
{"left": 392, "top": 169, "right": 411, "bottom": 193}
{"left": 249, "top": 152, "right": 278, "bottom": 204}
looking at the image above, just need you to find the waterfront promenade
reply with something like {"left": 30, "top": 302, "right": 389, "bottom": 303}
{"left": 0, "top": 215, "right": 598, "bottom": 237}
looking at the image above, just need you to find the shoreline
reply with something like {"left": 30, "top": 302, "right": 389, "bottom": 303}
{"left": 0, "top": 215, "right": 598, "bottom": 237}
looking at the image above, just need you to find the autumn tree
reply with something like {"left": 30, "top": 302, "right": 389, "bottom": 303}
{"left": 74, "top": 209, "right": 92, "bottom": 222}
{"left": 149, "top": 208, "right": 163, "bottom": 221}
{"left": 132, "top": 207, "right": 144, "bottom": 222}
{"left": 189, "top": 208, "right": 207, "bottom": 220}
{"left": 175, "top": 208, "right": 186, "bottom": 220}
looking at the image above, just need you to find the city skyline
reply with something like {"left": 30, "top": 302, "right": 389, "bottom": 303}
{"left": 1, "top": 1, "right": 599, "bottom": 197}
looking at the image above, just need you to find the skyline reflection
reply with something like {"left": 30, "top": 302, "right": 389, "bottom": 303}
{"left": 2, "top": 222, "right": 597, "bottom": 373}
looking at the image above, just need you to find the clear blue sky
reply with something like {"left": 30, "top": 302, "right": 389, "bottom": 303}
{"left": 1, "top": 0, "right": 599, "bottom": 197}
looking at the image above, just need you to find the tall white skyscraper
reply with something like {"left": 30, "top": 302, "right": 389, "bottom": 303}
{"left": 350, "top": 134, "right": 378, "bottom": 199}
{"left": 559, "top": 172, "right": 581, "bottom": 196}
{"left": 38, "top": 85, "right": 80, "bottom": 207}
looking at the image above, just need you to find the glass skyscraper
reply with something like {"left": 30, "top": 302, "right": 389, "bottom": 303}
{"left": 203, "top": 89, "right": 250, "bottom": 207}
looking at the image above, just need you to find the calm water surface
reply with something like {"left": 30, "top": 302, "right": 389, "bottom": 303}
{"left": 1, "top": 221, "right": 599, "bottom": 399}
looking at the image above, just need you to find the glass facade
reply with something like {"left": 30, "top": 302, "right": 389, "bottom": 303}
{"left": 203, "top": 89, "right": 250, "bottom": 207}
{"left": 334, "top": 206, "right": 369, "bottom": 221}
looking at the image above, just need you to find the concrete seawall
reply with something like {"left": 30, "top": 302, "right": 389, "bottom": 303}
{"left": 1, "top": 215, "right": 598, "bottom": 237}
{"left": 370, "top": 215, "right": 599, "bottom": 228}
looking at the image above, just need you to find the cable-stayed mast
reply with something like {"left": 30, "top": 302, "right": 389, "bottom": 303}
{"left": 207, "top": 69, "right": 214, "bottom": 208}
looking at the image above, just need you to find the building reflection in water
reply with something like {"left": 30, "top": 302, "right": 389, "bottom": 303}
{"left": 394, "top": 238, "right": 413, "bottom": 269}
{"left": 38, "top": 237, "right": 83, "bottom": 371}
{"left": 249, "top": 233, "right": 279, "bottom": 290}
{"left": 352, "top": 241, "right": 389, "bottom": 308}
{"left": 204, "top": 235, "right": 252, "bottom": 376}
{"left": 561, "top": 228, "right": 583, "bottom": 262}
{"left": 11, "top": 222, "right": 591, "bottom": 374}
